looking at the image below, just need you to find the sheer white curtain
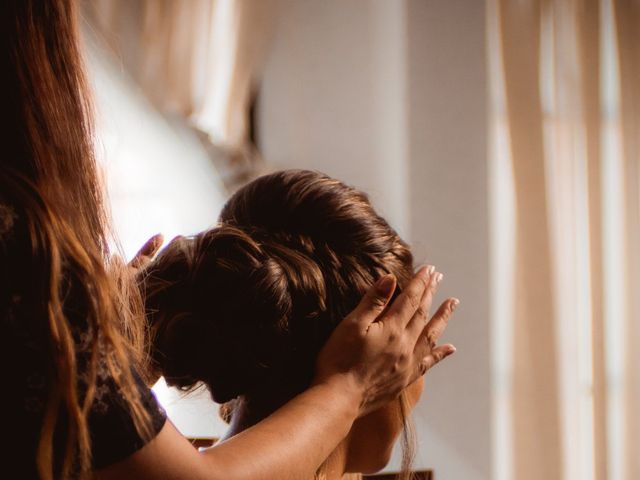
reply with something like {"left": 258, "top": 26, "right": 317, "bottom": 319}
{"left": 613, "top": 2, "right": 640, "bottom": 478}
{"left": 86, "top": 0, "right": 277, "bottom": 151}
{"left": 489, "top": 0, "right": 639, "bottom": 479}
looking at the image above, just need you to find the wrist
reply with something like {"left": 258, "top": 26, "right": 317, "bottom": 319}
{"left": 310, "top": 372, "right": 364, "bottom": 420}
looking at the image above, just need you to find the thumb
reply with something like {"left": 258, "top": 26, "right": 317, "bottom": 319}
{"left": 130, "top": 233, "right": 164, "bottom": 268}
{"left": 351, "top": 274, "right": 397, "bottom": 326}
{"left": 140, "top": 233, "right": 164, "bottom": 258}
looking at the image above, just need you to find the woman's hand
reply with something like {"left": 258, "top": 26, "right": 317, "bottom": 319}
{"left": 314, "top": 265, "right": 458, "bottom": 416}
{"left": 99, "top": 256, "right": 458, "bottom": 480}
{"left": 129, "top": 234, "right": 164, "bottom": 271}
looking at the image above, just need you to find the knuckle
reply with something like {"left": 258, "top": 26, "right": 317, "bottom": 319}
{"left": 430, "top": 273, "right": 442, "bottom": 292}
{"left": 426, "top": 331, "right": 437, "bottom": 349}
{"left": 418, "top": 276, "right": 429, "bottom": 292}
{"left": 370, "top": 292, "right": 388, "bottom": 308}
{"left": 355, "top": 326, "right": 368, "bottom": 340}
{"left": 397, "top": 351, "right": 410, "bottom": 366}
{"left": 407, "top": 292, "right": 421, "bottom": 311}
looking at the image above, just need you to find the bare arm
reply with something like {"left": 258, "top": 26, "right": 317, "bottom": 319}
{"left": 96, "top": 266, "right": 457, "bottom": 480}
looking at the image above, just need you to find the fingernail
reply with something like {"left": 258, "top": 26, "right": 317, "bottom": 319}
{"left": 375, "top": 274, "right": 396, "bottom": 296}
{"left": 447, "top": 346, "right": 457, "bottom": 355}
{"left": 153, "top": 234, "right": 164, "bottom": 248}
{"left": 434, "top": 272, "right": 443, "bottom": 284}
{"left": 451, "top": 298, "right": 460, "bottom": 310}
{"left": 416, "top": 265, "right": 432, "bottom": 278}
{"left": 417, "top": 265, "right": 435, "bottom": 280}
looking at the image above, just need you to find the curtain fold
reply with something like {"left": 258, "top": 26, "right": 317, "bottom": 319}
{"left": 612, "top": 2, "right": 640, "bottom": 478}
{"left": 576, "top": 2, "right": 606, "bottom": 479}
{"left": 194, "top": 0, "right": 276, "bottom": 149}
{"left": 497, "top": 1, "right": 563, "bottom": 479}
{"left": 85, "top": 0, "right": 277, "bottom": 153}
{"left": 138, "top": 0, "right": 213, "bottom": 117}
{"left": 494, "top": 0, "right": 639, "bottom": 478}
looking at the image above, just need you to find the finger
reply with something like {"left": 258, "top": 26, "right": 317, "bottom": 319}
{"left": 414, "top": 297, "right": 458, "bottom": 352}
{"left": 425, "top": 297, "right": 459, "bottom": 344}
{"left": 406, "top": 270, "right": 443, "bottom": 339}
{"left": 413, "top": 298, "right": 459, "bottom": 359}
{"left": 381, "top": 265, "right": 433, "bottom": 329}
{"left": 348, "top": 274, "right": 397, "bottom": 327}
{"left": 130, "top": 233, "right": 164, "bottom": 268}
{"left": 418, "top": 343, "right": 456, "bottom": 375}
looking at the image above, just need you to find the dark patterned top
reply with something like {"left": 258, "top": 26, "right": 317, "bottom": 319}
{"left": 0, "top": 201, "right": 166, "bottom": 478}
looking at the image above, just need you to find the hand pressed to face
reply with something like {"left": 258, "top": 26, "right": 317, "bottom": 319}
{"left": 314, "top": 266, "right": 458, "bottom": 416}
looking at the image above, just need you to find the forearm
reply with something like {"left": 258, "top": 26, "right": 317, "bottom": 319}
{"left": 102, "top": 267, "right": 456, "bottom": 480}
{"left": 201, "top": 376, "right": 360, "bottom": 480}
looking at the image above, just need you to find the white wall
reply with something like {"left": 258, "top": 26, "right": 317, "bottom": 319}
{"left": 406, "top": 1, "right": 491, "bottom": 478}
{"left": 85, "top": 31, "right": 230, "bottom": 439}
{"left": 86, "top": 33, "right": 227, "bottom": 260}
{"left": 257, "top": 0, "right": 411, "bottom": 237}
{"left": 258, "top": 1, "right": 491, "bottom": 478}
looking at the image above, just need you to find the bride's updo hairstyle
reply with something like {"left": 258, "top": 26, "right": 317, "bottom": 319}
{"left": 142, "top": 170, "right": 414, "bottom": 406}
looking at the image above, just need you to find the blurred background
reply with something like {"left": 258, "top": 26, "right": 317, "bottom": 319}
{"left": 79, "top": 1, "right": 638, "bottom": 479}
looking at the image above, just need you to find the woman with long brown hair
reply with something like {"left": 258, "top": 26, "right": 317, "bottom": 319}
{"left": 0, "top": 1, "right": 457, "bottom": 479}
{"left": 143, "top": 170, "right": 459, "bottom": 480}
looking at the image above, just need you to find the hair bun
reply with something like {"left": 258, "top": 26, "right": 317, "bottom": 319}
{"left": 144, "top": 226, "right": 323, "bottom": 403}
{"left": 143, "top": 170, "right": 414, "bottom": 406}
{"left": 219, "top": 170, "right": 366, "bottom": 251}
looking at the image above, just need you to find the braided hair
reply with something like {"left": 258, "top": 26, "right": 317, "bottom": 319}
{"left": 142, "top": 170, "right": 414, "bottom": 404}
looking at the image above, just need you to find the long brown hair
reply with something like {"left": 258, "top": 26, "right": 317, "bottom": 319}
{"left": 1, "top": 1, "right": 152, "bottom": 478}
{"left": 143, "top": 170, "right": 417, "bottom": 479}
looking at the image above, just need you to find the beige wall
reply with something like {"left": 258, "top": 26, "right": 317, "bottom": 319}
{"left": 257, "top": 0, "right": 411, "bottom": 236}
{"left": 258, "top": 1, "right": 491, "bottom": 478}
{"left": 406, "top": 0, "right": 491, "bottom": 478}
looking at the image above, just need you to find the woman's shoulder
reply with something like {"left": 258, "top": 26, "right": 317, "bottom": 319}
{"left": 88, "top": 355, "right": 167, "bottom": 469}
{"left": 1, "top": 324, "right": 167, "bottom": 473}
